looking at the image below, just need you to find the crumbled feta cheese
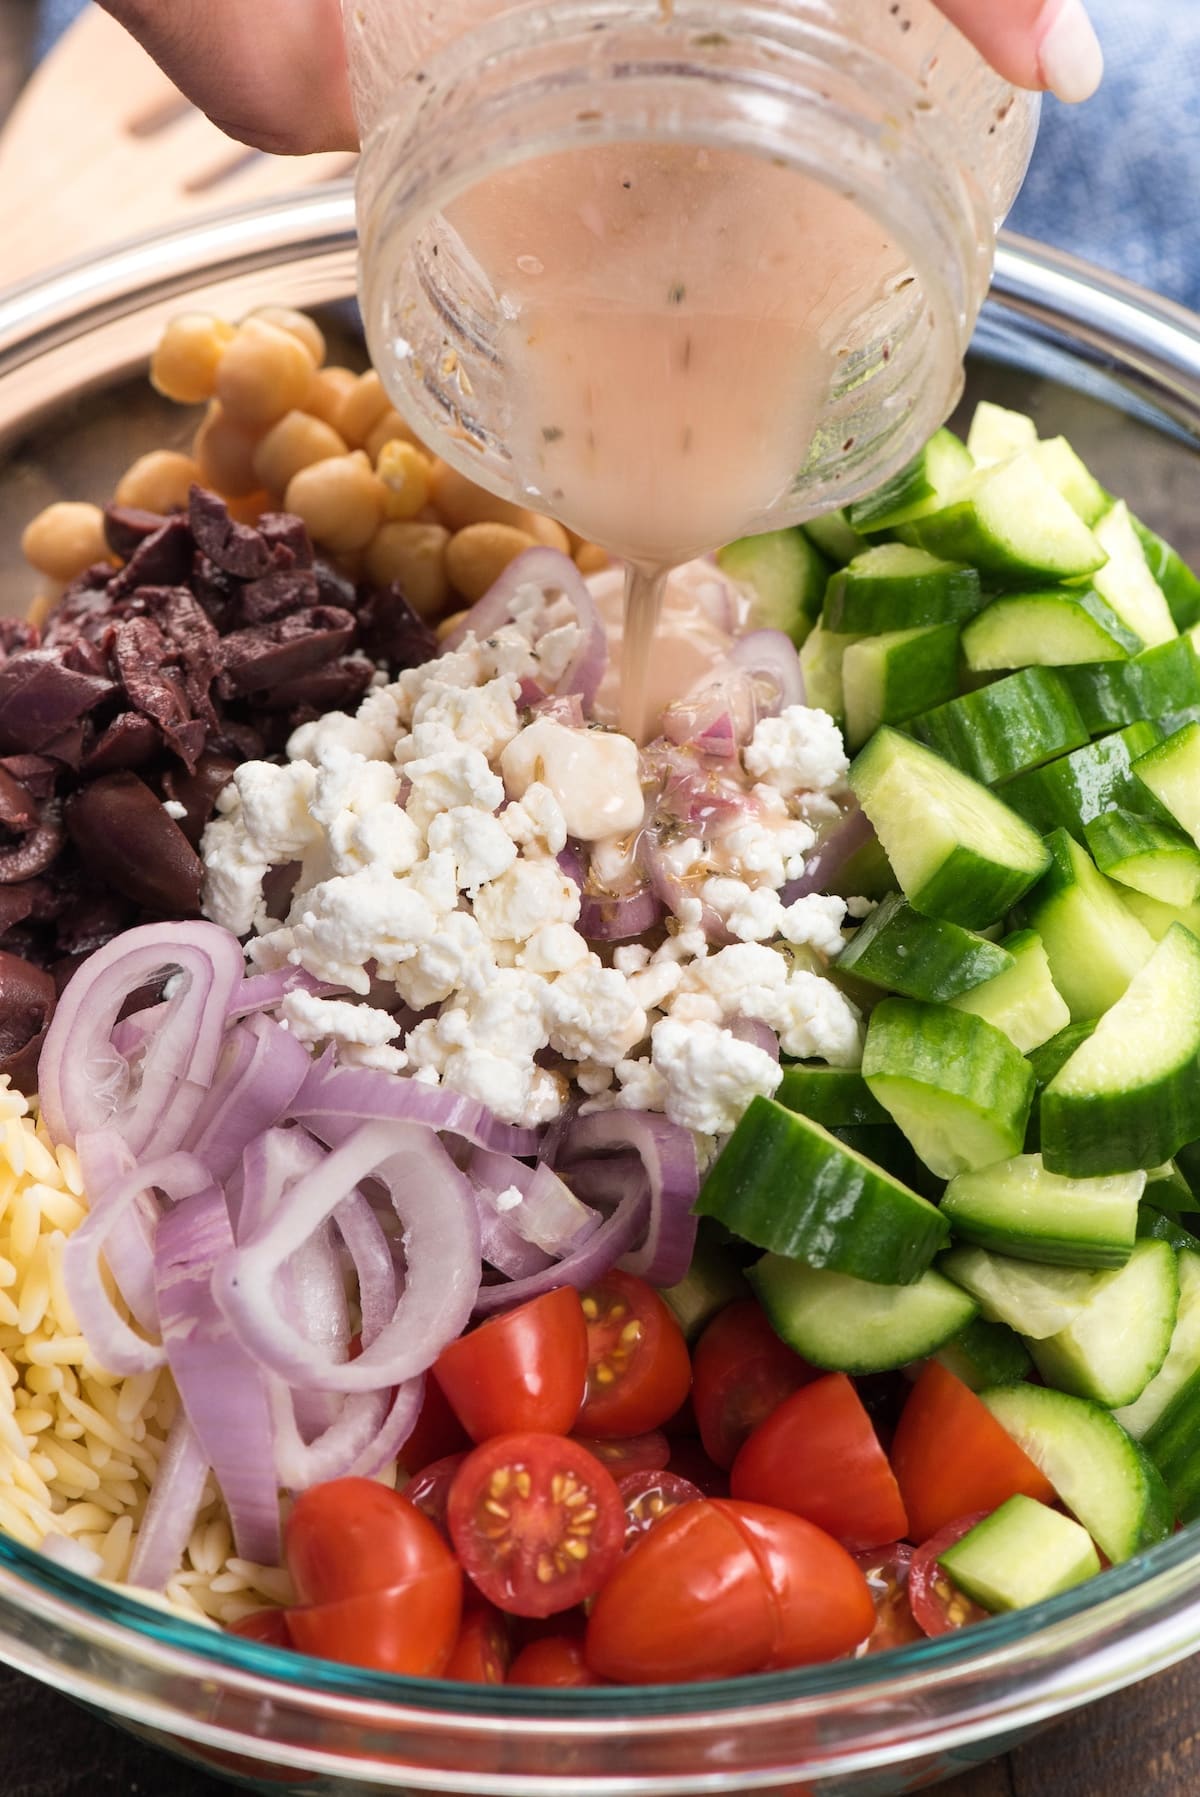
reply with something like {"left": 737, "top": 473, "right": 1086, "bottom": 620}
{"left": 543, "top": 962, "right": 647, "bottom": 1065}
{"left": 517, "top": 923, "right": 592, "bottom": 976}
{"left": 700, "top": 877, "right": 785, "bottom": 943}
{"left": 846, "top": 896, "right": 878, "bottom": 919}
{"left": 162, "top": 799, "right": 187, "bottom": 821}
{"left": 501, "top": 718, "right": 645, "bottom": 842}
{"left": 403, "top": 746, "right": 504, "bottom": 831}
{"left": 426, "top": 806, "right": 518, "bottom": 894}
{"left": 494, "top": 1185, "right": 524, "bottom": 1212}
{"left": 780, "top": 893, "right": 849, "bottom": 958}
{"left": 744, "top": 706, "right": 849, "bottom": 799}
{"left": 499, "top": 782, "right": 568, "bottom": 857}
{"left": 613, "top": 944, "right": 652, "bottom": 975}
{"left": 650, "top": 1018, "right": 782, "bottom": 1135}
{"left": 474, "top": 859, "right": 581, "bottom": 944}
{"left": 280, "top": 989, "right": 406, "bottom": 1074}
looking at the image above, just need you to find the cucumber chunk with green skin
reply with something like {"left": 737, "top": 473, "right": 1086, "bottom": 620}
{"left": 1003, "top": 722, "right": 1167, "bottom": 843}
{"left": 981, "top": 1383, "right": 1173, "bottom": 1563}
{"left": 1132, "top": 722, "right": 1200, "bottom": 848}
{"left": 962, "top": 589, "right": 1142, "bottom": 671}
{"left": 938, "top": 1495, "right": 1101, "bottom": 1613}
{"left": 1093, "top": 501, "right": 1178, "bottom": 650}
{"left": 1022, "top": 830, "right": 1156, "bottom": 1022}
{"left": 1041, "top": 925, "right": 1200, "bottom": 1178}
{"left": 1119, "top": 1250, "right": 1200, "bottom": 1438}
{"left": 837, "top": 893, "right": 1014, "bottom": 1003}
{"left": 1062, "top": 637, "right": 1200, "bottom": 737}
{"left": 694, "top": 1096, "right": 949, "bottom": 1285}
{"left": 659, "top": 1231, "right": 750, "bottom": 1343}
{"left": 716, "top": 528, "right": 830, "bottom": 648}
{"left": 941, "top": 1154, "right": 1142, "bottom": 1270}
{"left": 846, "top": 428, "right": 974, "bottom": 535}
{"left": 828, "top": 1122, "right": 939, "bottom": 1199}
{"left": 940, "top": 1245, "right": 1105, "bottom": 1339}
{"left": 1032, "top": 438, "right": 1111, "bottom": 529}
{"left": 949, "top": 929, "right": 1070, "bottom": 1056}
{"left": 803, "top": 510, "right": 868, "bottom": 567}
{"left": 1027, "top": 1018, "right": 1099, "bottom": 1090}
{"left": 1027, "top": 1239, "right": 1178, "bottom": 1408}
{"left": 863, "top": 1000, "right": 1035, "bottom": 1181}
{"left": 911, "top": 454, "right": 1109, "bottom": 585}
{"left": 1141, "top": 1161, "right": 1196, "bottom": 1216}
{"left": 1133, "top": 516, "right": 1200, "bottom": 632}
{"left": 749, "top": 1255, "right": 977, "bottom": 1375}
{"left": 842, "top": 623, "right": 961, "bottom": 752}
{"left": 966, "top": 401, "right": 1038, "bottom": 469}
{"left": 849, "top": 729, "right": 1050, "bottom": 931}
{"left": 775, "top": 1063, "right": 890, "bottom": 1128}
{"left": 907, "top": 668, "right": 1090, "bottom": 787}
{"left": 1119, "top": 886, "right": 1200, "bottom": 944}
{"left": 1084, "top": 809, "right": 1200, "bottom": 909}
{"left": 827, "top": 833, "right": 898, "bottom": 902}
{"left": 934, "top": 1316, "right": 1034, "bottom": 1390}
{"left": 1138, "top": 1206, "right": 1200, "bottom": 1256}
{"left": 822, "top": 545, "right": 984, "bottom": 634}
{"left": 1143, "top": 1363, "right": 1200, "bottom": 1524}
{"left": 798, "top": 623, "right": 860, "bottom": 721}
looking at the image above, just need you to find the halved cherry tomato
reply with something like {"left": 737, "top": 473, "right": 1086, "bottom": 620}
{"left": 907, "top": 1513, "right": 992, "bottom": 1638}
{"left": 399, "top": 1373, "right": 470, "bottom": 1474}
{"left": 577, "top": 1270, "right": 692, "bottom": 1438}
{"left": 434, "top": 1287, "right": 588, "bottom": 1443}
{"left": 666, "top": 1435, "right": 730, "bottom": 1497}
{"left": 715, "top": 1500, "right": 877, "bottom": 1670}
{"left": 572, "top": 1429, "right": 670, "bottom": 1476}
{"left": 852, "top": 1544, "right": 923, "bottom": 1655}
{"left": 508, "top": 1633, "right": 597, "bottom": 1687}
{"left": 405, "top": 1452, "right": 467, "bottom": 1536}
{"left": 229, "top": 1608, "right": 293, "bottom": 1648}
{"left": 618, "top": 1469, "right": 704, "bottom": 1548}
{"left": 889, "top": 1362, "right": 1057, "bottom": 1542}
{"left": 730, "top": 1372, "right": 909, "bottom": 1551}
{"left": 441, "top": 1597, "right": 512, "bottom": 1684}
{"left": 447, "top": 1432, "right": 625, "bottom": 1618}
{"left": 286, "top": 1478, "right": 453, "bottom": 1607}
{"left": 286, "top": 1568, "right": 463, "bottom": 1676}
{"left": 691, "top": 1300, "right": 814, "bottom": 1469}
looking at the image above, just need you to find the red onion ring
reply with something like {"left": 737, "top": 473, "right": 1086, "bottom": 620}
{"left": 472, "top": 1178, "right": 649, "bottom": 1315}
{"left": 729, "top": 1016, "right": 781, "bottom": 1061}
{"left": 294, "top": 1053, "right": 539, "bottom": 1157}
{"left": 74, "top": 1130, "right": 159, "bottom": 1336}
{"left": 184, "top": 1014, "right": 312, "bottom": 1184}
{"left": 727, "top": 628, "right": 806, "bottom": 715}
{"left": 579, "top": 883, "right": 665, "bottom": 942}
{"left": 556, "top": 1110, "right": 700, "bottom": 1287}
{"left": 227, "top": 966, "right": 343, "bottom": 1020}
{"left": 443, "top": 547, "right": 607, "bottom": 711}
{"left": 126, "top": 1412, "right": 209, "bottom": 1591}
{"left": 780, "top": 804, "right": 876, "bottom": 904}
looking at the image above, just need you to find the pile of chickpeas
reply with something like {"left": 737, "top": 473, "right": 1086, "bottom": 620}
{"left": 21, "top": 306, "right": 608, "bottom": 629}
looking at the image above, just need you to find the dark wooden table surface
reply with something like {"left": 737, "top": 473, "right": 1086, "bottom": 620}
{"left": 3, "top": 4, "right": 1200, "bottom": 1793}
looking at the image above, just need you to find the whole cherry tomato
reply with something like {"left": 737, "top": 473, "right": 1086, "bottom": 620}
{"left": 286, "top": 1571, "right": 462, "bottom": 1677}
{"left": 508, "top": 1633, "right": 598, "bottom": 1686}
{"left": 285, "top": 1478, "right": 450, "bottom": 1607}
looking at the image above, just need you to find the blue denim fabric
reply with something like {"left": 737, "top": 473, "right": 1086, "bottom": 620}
{"left": 34, "top": 1, "right": 1200, "bottom": 314}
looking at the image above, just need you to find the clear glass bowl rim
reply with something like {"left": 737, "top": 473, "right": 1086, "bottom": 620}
{"left": 1, "top": 187, "right": 1200, "bottom": 1787}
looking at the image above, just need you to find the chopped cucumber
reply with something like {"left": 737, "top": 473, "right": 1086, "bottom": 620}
{"left": 1138, "top": 1206, "right": 1200, "bottom": 1254}
{"left": 862, "top": 1000, "right": 1035, "bottom": 1181}
{"left": 940, "top": 1245, "right": 1106, "bottom": 1339}
{"left": 823, "top": 544, "right": 983, "bottom": 634}
{"left": 949, "top": 929, "right": 1070, "bottom": 1055}
{"left": 1040, "top": 924, "right": 1200, "bottom": 1177}
{"left": 849, "top": 729, "right": 1050, "bottom": 931}
{"left": 803, "top": 509, "right": 868, "bottom": 567}
{"left": 1117, "top": 1250, "right": 1200, "bottom": 1439}
{"left": 962, "top": 589, "right": 1141, "bottom": 671}
{"left": 938, "top": 1495, "right": 1101, "bottom": 1613}
{"left": 846, "top": 428, "right": 974, "bottom": 535}
{"left": 659, "top": 1231, "right": 750, "bottom": 1342}
{"left": 695, "top": 1096, "right": 949, "bottom": 1285}
{"left": 1119, "top": 886, "right": 1200, "bottom": 944}
{"left": 911, "top": 454, "right": 1108, "bottom": 585}
{"left": 940, "top": 1154, "right": 1142, "bottom": 1270}
{"left": 1093, "top": 501, "right": 1178, "bottom": 650}
{"left": 750, "top": 1255, "right": 977, "bottom": 1375}
{"left": 775, "top": 1063, "right": 890, "bottom": 1128}
{"left": 1022, "top": 830, "right": 1155, "bottom": 1022}
{"left": 966, "top": 401, "right": 1038, "bottom": 469}
{"left": 935, "top": 1316, "right": 1034, "bottom": 1390}
{"left": 1132, "top": 721, "right": 1200, "bottom": 848}
{"left": 1027, "top": 1018, "right": 1099, "bottom": 1090}
{"left": 1003, "top": 722, "right": 1167, "bottom": 842}
{"left": 907, "top": 667, "right": 1089, "bottom": 786}
{"left": 1132, "top": 516, "right": 1200, "bottom": 632}
{"left": 837, "top": 893, "right": 1014, "bottom": 1003}
{"left": 1032, "top": 438, "right": 1111, "bottom": 529}
{"left": 1143, "top": 1364, "right": 1200, "bottom": 1524}
{"left": 1141, "top": 1161, "right": 1196, "bottom": 1216}
{"left": 1084, "top": 809, "right": 1200, "bottom": 909}
{"left": 716, "top": 528, "right": 830, "bottom": 648}
{"left": 1026, "top": 1239, "right": 1178, "bottom": 1408}
{"left": 981, "top": 1385, "right": 1173, "bottom": 1563}
{"left": 1062, "top": 636, "right": 1200, "bottom": 737}
{"left": 827, "top": 833, "right": 899, "bottom": 902}
{"left": 842, "top": 623, "right": 961, "bottom": 752}
{"left": 798, "top": 623, "right": 860, "bottom": 720}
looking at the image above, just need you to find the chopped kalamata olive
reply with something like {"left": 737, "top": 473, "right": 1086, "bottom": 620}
{"left": 103, "top": 503, "right": 168, "bottom": 561}
{"left": 258, "top": 512, "right": 313, "bottom": 569}
{"left": 0, "top": 803, "right": 65, "bottom": 884}
{"left": 0, "top": 652, "right": 116, "bottom": 754}
{"left": 188, "top": 485, "right": 274, "bottom": 579}
{"left": 0, "top": 950, "right": 57, "bottom": 1094}
{"left": 161, "top": 752, "right": 238, "bottom": 848}
{"left": 240, "top": 568, "right": 320, "bottom": 623}
{"left": 65, "top": 772, "right": 202, "bottom": 915}
{"left": 108, "top": 514, "right": 194, "bottom": 596}
{"left": 217, "top": 606, "right": 356, "bottom": 697}
{"left": 82, "top": 711, "right": 162, "bottom": 775}
{"left": 0, "top": 767, "right": 37, "bottom": 832}
{"left": 360, "top": 582, "right": 438, "bottom": 668}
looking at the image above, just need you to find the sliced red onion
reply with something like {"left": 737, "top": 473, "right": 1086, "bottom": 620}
{"left": 533, "top": 691, "right": 586, "bottom": 728}
{"left": 476, "top": 1200, "right": 556, "bottom": 1279}
{"left": 294, "top": 1055, "right": 539, "bottom": 1157}
{"left": 443, "top": 547, "right": 607, "bottom": 711}
{"left": 155, "top": 1185, "right": 281, "bottom": 1568}
{"left": 780, "top": 804, "right": 875, "bottom": 904}
{"left": 335, "top": 1190, "right": 399, "bottom": 1349}
{"left": 556, "top": 1110, "right": 700, "bottom": 1287}
{"left": 557, "top": 845, "right": 586, "bottom": 889}
{"left": 61, "top": 1145, "right": 213, "bottom": 1375}
{"left": 126, "top": 1411, "right": 209, "bottom": 1591}
{"left": 729, "top": 1016, "right": 781, "bottom": 1061}
{"left": 640, "top": 835, "right": 730, "bottom": 945}
{"left": 472, "top": 1177, "right": 649, "bottom": 1315}
{"left": 727, "top": 628, "right": 806, "bottom": 715}
{"left": 579, "top": 884, "right": 664, "bottom": 942}
{"left": 213, "top": 1120, "right": 480, "bottom": 1394}
{"left": 183, "top": 1014, "right": 313, "bottom": 1184}
{"left": 662, "top": 685, "right": 743, "bottom": 757}
{"left": 470, "top": 1148, "right": 599, "bottom": 1256}
{"left": 39, "top": 921, "right": 246, "bottom": 1157}
{"left": 228, "top": 966, "right": 342, "bottom": 1020}
{"left": 269, "top": 1373, "right": 423, "bottom": 1489}
{"left": 74, "top": 1130, "right": 159, "bottom": 1336}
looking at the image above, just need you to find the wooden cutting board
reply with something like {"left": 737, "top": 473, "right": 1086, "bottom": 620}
{"left": 0, "top": 2, "right": 356, "bottom": 288}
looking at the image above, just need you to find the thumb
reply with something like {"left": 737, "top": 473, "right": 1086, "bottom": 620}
{"left": 932, "top": 0, "right": 1104, "bottom": 103}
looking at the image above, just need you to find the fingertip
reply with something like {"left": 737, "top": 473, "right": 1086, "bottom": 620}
{"left": 1036, "top": 0, "right": 1104, "bottom": 104}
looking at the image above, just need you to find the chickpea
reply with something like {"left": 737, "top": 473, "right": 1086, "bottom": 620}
{"left": 193, "top": 404, "right": 260, "bottom": 498}
{"left": 525, "top": 515, "right": 571, "bottom": 553}
{"left": 20, "top": 502, "right": 110, "bottom": 581}
{"left": 226, "top": 490, "right": 273, "bottom": 527}
{"left": 376, "top": 439, "right": 432, "bottom": 521}
{"left": 446, "top": 522, "right": 536, "bottom": 603}
{"left": 436, "top": 607, "right": 470, "bottom": 642}
{"left": 150, "top": 313, "right": 236, "bottom": 405}
{"left": 427, "top": 460, "right": 564, "bottom": 546}
{"left": 364, "top": 522, "right": 451, "bottom": 617}
{"left": 246, "top": 306, "right": 326, "bottom": 368}
{"left": 253, "top": 411, "right": 347, "bottom": 497}
{"left": 214, "top": 318, "right": 316, "bottom": 432}
{"left": 305, "top": 365, "right": 358, "bottom": 430}
{"left": 284, "top": 451, "right": 387, "bottom": 554}
{"left": 114, "top": 450, "right": 202, "bottom": 513}
{"left": 25, "top": 587, "right": 63, "bottom": 630}
{"left": 335, "top": 370, "right": 391, "bottom": 448}
{"left": 574, "top": 541, "right": 610, "bottom": 574}
{"left": 364, "top": 408, "right": 423, "bottom": 463}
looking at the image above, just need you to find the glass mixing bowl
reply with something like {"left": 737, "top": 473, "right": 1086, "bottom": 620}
{"left": 0, "top": 190, "right": 1199, "bottom": 1796}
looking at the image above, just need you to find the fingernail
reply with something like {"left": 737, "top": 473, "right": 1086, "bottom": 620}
{"left": 1037, "top": 0, "right": 1104, "bottom": 103}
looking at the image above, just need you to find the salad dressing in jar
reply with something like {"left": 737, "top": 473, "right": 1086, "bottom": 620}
{"left": 347, "top": 0, "right": 1039, "bottom": 731}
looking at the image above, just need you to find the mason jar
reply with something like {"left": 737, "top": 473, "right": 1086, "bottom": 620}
{"left": 347, "top": 0, "right": 1039, "bottom": 565}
